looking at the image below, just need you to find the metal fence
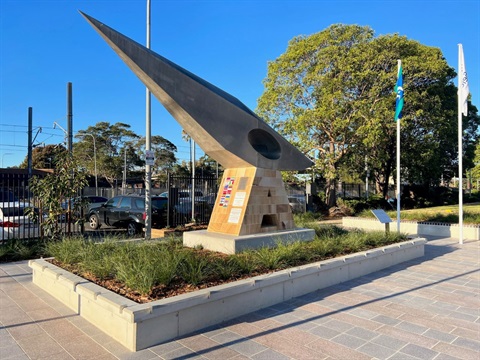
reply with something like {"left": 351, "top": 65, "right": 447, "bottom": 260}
{"left": 3, "top": 167, "right": 392, "bottom": 242}
{"left": 0, "top": 169, "right": 46, "bottom": 242}
{"left": 166, "top": 174, "right": 218, "bottom": 227}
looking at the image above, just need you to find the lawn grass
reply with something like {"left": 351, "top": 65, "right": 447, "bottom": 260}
{"left": 358, "top": 203, "right": 480, "bottom": 224}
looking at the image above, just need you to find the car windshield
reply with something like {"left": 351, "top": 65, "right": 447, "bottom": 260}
{"left": 1, "top": 206, "right": 28, "bottom": 217}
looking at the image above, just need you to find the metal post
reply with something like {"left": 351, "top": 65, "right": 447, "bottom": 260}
{"left": 458, "top": 45, "right": 464, "bottom": 245}
{"left": 66, "top": 82, "right": 73, "bottom": 235}
{"left": 144, "top": 0, "right": 152, "bottom": 239}
{"left": 396, "top": 60, "right": 401, "bottom": 233}
{"left": 67, "top": 83, "right": 73, "bottom": 154}
{"left": 191, "top": 139, "right": 196, "bottom": 222}
{"left": 365, "top": 155, "right": 369, "bottom": 199}
{"left": 28, "top": 107, "right": 33, "bottom": 178}
{"left": 123, "top": 147, "right": 127, "bottom": 194}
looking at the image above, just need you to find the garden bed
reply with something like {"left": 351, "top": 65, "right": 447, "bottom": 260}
{"left": 343, "top": 216, "right": 480, "bottom": 239}
{"left": 29, "top": 237, "right": 426, "bottom": 351}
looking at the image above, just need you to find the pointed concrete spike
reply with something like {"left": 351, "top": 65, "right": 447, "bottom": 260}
{"left": 80, "top": 12, "right": 313, "bottom": 171}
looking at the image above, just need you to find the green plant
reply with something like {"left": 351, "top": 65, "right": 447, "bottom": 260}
{"left": 28, "top": 225, "right": 409, "bottom": 301}
{"left": 178, "top": 252, "right": 210, "bottom": 285}
{"left": 46, "top": 237, "right": 86, "bottom": 264}
{"left": 314, "top": 225, "right": 349, "bottom": 238}
{"left": 80, "top": 240, "right": 117, "bottom": 280}
{"left": 249, "top": 246, "right": 287, "bottom": 270}
{"left": 211, "top": 256, "right": 242, "bottom": 280}
{"left": 0, "top": 239, "right": 47, "bottom": 262}
{"left": 293, "top": 212, "right": 322, "bottom": 227}
{"left": 26, "top": 153, "right": 88, "bottom": 240}
{"left": 233, "top": 253, "right": 257, "bottom": 275}
{"left": 113, "top": 243, "right": 163, "bottom": 295}
{"left": 153, "top": 245, "right": 184, "bottom": 286}
{"left": 274, "top": 241, "right": 309, "bottom": 267}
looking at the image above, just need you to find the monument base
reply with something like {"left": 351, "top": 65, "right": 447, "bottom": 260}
{"left": 183, "top": 228, "right": 315, "bottom": 254}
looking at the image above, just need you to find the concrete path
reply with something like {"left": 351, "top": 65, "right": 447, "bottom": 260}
{"left": 1, "top": 236, "right": 479, "bottom": 359}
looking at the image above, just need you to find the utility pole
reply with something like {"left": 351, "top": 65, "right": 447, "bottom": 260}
{"left": 67, "top": 82, "right": 73, "bottom": 153}
{"left": 123, "top": 147, "right": 127, "bottom": 194}
{"left": 67, "top": 82, "right": 73, "bottom": 234}
{"left": 27, "top": 107, "right": 33, "bottom": 178}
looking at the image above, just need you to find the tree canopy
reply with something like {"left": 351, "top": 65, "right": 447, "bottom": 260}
{"left": 257, "top": 24, "right": 479, "bottom": 206}
{"left": 19, "top": 144, "right": 67, "bottom": 170}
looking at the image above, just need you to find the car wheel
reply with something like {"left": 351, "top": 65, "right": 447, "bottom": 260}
{"left": 127, "top": 222, "right": 139, "bottom": 236}
{"left": 89, "top": 214, "right": 100, "bottom": 230}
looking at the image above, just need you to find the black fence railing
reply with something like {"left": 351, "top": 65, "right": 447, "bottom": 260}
{"left": 1, "top": 169, "right": 47, "bottom": 242}
{"left": 166, "top": 174, "right": 218, "bottom": 227}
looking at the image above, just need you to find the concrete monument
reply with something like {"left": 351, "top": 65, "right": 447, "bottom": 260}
{"left": 81, "top": 12, "right": 315, "bottom": 253}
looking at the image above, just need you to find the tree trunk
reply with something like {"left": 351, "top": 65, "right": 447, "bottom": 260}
{"left": 325, "top": 178, "right": 336, "bottom": 207}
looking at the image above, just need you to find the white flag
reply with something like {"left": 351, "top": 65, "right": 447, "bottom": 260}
{"left": 458, "top": 44, "right": 470, "bottom": 116}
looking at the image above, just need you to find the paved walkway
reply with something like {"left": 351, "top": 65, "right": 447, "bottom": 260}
{"left": 1, "top": 236, "right": 479, "bottom": 359}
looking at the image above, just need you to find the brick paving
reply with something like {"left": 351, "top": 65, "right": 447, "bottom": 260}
{"left": 1, "top": 236, "right": 479, "bottom": 359}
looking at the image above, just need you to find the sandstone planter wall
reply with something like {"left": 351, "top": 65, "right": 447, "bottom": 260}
{"left": 29, "top": 238, "right": 426, "bottom": 351}
{"left": 342, "top": 217, "right": 480, "bottom": 240}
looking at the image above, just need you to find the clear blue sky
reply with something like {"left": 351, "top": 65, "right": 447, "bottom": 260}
{"left": 1, "top": 0, "right": 479, "bottom": 168}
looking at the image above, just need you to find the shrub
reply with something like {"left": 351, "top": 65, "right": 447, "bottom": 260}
{"left": 80, "top": 240, "right": 117, "bottom": 280}
{"left": 178, "top": 252, "right": 211, "bottom": 285}
{"left": 113, "top": 242, "right": 163, "bottom": 295}
{"left": 0, "top": 239, "right": 46, "bottom": 262}
{"left": 294, "top": 212, "right": 322, "bottom": 227}
{"left": 46, "top": 237, "right": 85, "bottom": 264}
{"left": 29, "top": 225, "right": 408, "bottom": 300}
{"left": 211, "top": 256, "right": 242, "bottom": 280}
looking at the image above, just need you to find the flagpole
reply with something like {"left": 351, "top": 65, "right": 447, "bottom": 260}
{"left": 458, "top": 44, "right": 464, "bottom": 245}
{"left": 396, "top": 60, "right": 401, "bottom": 233}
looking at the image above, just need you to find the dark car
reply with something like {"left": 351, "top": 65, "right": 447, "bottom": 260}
{"left": 87, "top": 195, "right": 167, "bottom": 236}
{"left": 172, "top": 199, "right": 212, "bottom": 225}
{"left": 60, "top": 195, "right": 108, "bottom": 221}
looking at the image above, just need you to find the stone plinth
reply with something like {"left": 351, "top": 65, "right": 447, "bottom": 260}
{"left": 183, "top": 228, "right": 315, "bottom": 254}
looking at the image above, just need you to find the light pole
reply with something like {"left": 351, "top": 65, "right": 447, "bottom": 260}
{"left": 1, "top": 153, "right": 12, "bottom": 168}
{"left": 53, "top": 122, "right": 68, "bottom": 141}
{"left": 77, "top": 133, "right": 98, "bottom": 196}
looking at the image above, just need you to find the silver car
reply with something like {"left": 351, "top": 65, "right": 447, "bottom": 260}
{"left": 0, "top": 202, "right": 41, "bottom": 240}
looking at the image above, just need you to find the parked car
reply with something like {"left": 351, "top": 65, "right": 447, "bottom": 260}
{"left": 288, "top": 194, "right": 306, "bottom": 213}
{"left": 159, "top": 190, "right": 204, "bottom": 200}
{"left": 0, "top": 189, "right": 18, "bottom": 203}
{"left": 172, "top": 199, "right": 212, "bottom": 224}
{"left": 87, "top": 195, "right": 168, "bottom": 236}
{"left": 0, "top": 201, "right": 40, "bottom": 240}
{"left": 60, "top": 195, "right": 108, "bottom": 221}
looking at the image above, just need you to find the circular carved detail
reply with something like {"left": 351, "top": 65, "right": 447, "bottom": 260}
{"left": 248, "top": 129, "right": 281, "bottom": 160}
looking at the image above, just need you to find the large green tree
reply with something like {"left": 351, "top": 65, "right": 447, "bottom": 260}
{"left": 257, "top": 24, "right": 376, "bottom": 206}
{"left": 133, "top": 135, "right": 178, "bottom": 184}
{"left": 472, "top": 139, "right": 480, "bottom": 187}
{"left": 257, "top": 24, "right": 479, "bottom": 206}
{"left": 19, "top": 144, "right": 67, "bottom": 169}
{"left": 74, "top": 122, "right": 141, "bottom": 188}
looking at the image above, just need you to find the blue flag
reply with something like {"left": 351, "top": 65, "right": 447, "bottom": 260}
{"left": 394, "top": 63, "right": 404, "bottom": 121}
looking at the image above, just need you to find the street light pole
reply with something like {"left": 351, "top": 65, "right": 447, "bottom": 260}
{"left": 144, "top": 0, "right": 152, "bottom": 239}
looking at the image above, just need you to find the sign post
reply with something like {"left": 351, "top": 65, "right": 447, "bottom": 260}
{"left": 371, "top": 209, "right": 393, "bottom": 234}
